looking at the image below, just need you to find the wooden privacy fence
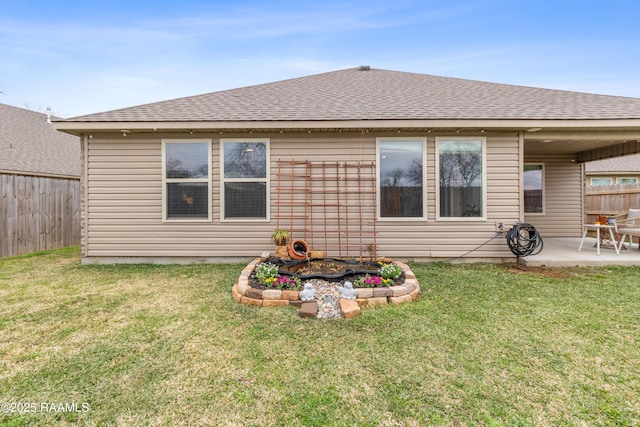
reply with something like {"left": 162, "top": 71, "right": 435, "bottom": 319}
{"left": 585, "top": 183, "right": 640, "bottom": 223}
{"left": 0, "top": 173, "right": 80, "bottom": 257}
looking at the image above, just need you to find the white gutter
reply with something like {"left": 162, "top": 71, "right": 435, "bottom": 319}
{"left": 53, "top": 119, "right": 640, "bottom": 133}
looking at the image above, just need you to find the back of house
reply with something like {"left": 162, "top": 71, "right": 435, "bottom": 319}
{"left": 53, "top": 68, "right": 640, "bottom": 263}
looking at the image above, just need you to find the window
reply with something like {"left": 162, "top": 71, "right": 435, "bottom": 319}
{"left": 377, "top": 138, "right": 426, "bottom": 219}
{"left": 590, "top": 177, "right": 612, "bottom": 186}
{"left": 162, "top": 140, "right": 211, "bottom": 221}
{"left": 221, "top": 139, "right": 269, "bottom": 220}
{"left": 524, "top": 163, "right": 544, "bottom": 214}
{"left": 616, "top": 177, "right": 638, "bottom": 184}
{"left": 436, "top": 137, "right": 486, "bottom": 219}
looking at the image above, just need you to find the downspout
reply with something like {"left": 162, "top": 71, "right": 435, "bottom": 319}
{"left": 580, "top": 160, "right": 585, "bottom": 232}
{"left": 518, "top": 131, "right": 525, "bottom": 222}
{"left": 80, "top": 134, "right": 89, "bottom": 259}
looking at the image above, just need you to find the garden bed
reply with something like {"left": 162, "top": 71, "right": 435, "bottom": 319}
{"left": 231, "top": 257, "right": 421, "bottom": 311}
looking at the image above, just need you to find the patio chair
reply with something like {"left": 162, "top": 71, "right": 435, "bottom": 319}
{"left": 615, "top": 209, "right": 640, "bottom": 250}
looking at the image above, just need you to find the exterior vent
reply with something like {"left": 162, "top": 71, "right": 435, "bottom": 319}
{"left": 359, "top": 65, "right": 371, "bottom": 71}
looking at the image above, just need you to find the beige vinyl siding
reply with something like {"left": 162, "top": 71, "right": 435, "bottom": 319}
{"left": 84, "top": 132, "right": 522, "bottom": 259}
{"left": 422, "top": 134, "right": 520, "bottom": 258}
{"left": 523, "top": 154, "right": 582, "bottom": 237}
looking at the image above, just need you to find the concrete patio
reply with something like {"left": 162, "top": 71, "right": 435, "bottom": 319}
{"left": 525, "top": 237, "right": 640, "bottom": 267}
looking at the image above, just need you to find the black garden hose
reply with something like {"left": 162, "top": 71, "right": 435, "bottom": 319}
{"left": 506, "top": 223, "right": 543, "bottom": 257}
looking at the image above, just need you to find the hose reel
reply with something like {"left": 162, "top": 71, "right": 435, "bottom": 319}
{"left": 505, "top": 223, "right": 543, "bottom": 267}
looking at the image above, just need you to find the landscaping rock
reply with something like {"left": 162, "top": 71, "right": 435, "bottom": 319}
{"left": 373, "top": 287, "right": 392, "bottom": 297}
{"left": 403, "top": 279, "right": 416, "bottom": 292}
{"left": 389, "top": 285, "right": 408, "bottom": 297}
{"left": 281, "top": 290, "right": 300, "bottom": 300}
{"left": 262, "top": 289, "right": 283, "bottom": 300}
{"left": 245, "top": 288, "right": 263, "bottom": 299}
{"left": 314, "top": 280, "right": 341, "bottom": 319}
{"left": 367, "top": 296, "right": 388, "bottom": 306}
{"left": 262, "top": 299, "right": 289, "bottom": 307}
{"left": 340, "top": 299, "right": 360, "bottom": 319}
{"left": 356, "top": 288, "right": 374, "bottom": 298}
{"left": 299, "top": 301, "right": 318, "bottom": 318}
{"left": 240, "top": 296, "right": 263, "bottom": 307}
{"left": 231, "top": 284, "right": 242, "bottom": 302}
{"left": 237, "top": 280, "right": 250, "bottom": 295}
{"left": 389, "top": 294, "right": 412, "bottom": 304}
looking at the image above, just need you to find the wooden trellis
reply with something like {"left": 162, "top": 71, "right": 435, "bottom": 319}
{"left": 275, "top": 160, "right": 377, "bottom": 258}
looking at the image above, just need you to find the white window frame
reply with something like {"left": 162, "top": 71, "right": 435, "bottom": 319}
{"left": 616, "top": 177, "right": 638, "bottom": 184}
{"left": 376, "top": 137, "right": 427, "bottom": 221}
{"left": 524, "top": 163, "right": 545, "bottom": 215}
{"left": 590, "top": 177, "right": 613, "bottom": 186}
{"left": 161, "top": 139, "right": 212, "bottom": 222}
{"left": 220, "top": 138, "right": 270, "bottom": 222}
{"left": 435, "top": 136, "right": 487, "bottom": 221}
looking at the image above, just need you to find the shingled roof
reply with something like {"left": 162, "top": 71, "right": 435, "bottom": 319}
{"left": 585, "top": 154, "right": 640, "bottom": 173}
{"left": 1, "top": 103, "right": 80, "bottom": 177}
{"left": 61, "top": 67, "right": 640, "bottom": 123}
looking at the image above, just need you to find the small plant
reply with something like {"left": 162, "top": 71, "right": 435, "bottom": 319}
{"left": 255, "top": 262, "right": 278, "bottom": 286}
{"left": 254, "top": 263, "right": 301, "bottom": 289}
{"left": 271, "top": 230, "right": 290, "bottom": 246}
{"left": 378, "top": 263, "right": 402, "bottom": 281}
{"left": 273, "top": 275, "right": 302, "bottom": 290}
{"left": 364, "top": 242, "right": 378, "bottom": 261}
{"left": 354, "top": 274, "right": 392, "bottom": 288}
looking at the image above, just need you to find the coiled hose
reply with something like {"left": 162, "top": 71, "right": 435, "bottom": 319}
{"left": 506, "top": 223, "right": 543, "bottom": 257}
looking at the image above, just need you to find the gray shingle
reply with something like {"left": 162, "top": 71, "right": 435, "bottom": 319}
{"left": 0, "top": 103, "right": 80, "bottom": 176}
{"left": 585, "top": 154, "right": 640, "bottom": 173}
{"left": 60, "top": 68, "right": 640, "bottom": 123}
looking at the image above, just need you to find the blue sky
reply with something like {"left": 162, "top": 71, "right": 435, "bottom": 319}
{"left": 1, "top": 0, "right": 639, "bottom": 118}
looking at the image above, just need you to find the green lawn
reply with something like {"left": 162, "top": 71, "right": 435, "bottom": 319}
{"left": 1, "top": 247, "right": 639, "bottom": 426}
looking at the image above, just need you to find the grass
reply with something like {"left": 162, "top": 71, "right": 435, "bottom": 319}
{"left": 1, "top": 247, "right": 639, "bottom": 426}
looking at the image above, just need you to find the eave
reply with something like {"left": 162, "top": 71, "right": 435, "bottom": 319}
{"left": 53, "top": 118, "right": 640, "bottom": 163}
{"left": 53, "top": 118, "right": 640, "bottom": 136}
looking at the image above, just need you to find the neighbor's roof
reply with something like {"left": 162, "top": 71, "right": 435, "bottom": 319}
{"left": 0, "top": 103, "right": 80, "bottom": 177}
{"left": 585, "top": 153, "right": 640, "bottom": 174}
{"left": 59, "top": 67, "right": 640, "bottom": 124}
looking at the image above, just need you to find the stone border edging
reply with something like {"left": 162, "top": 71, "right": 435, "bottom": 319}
{"left": 232, "top": 258, "right": 421, "bottom": 310}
